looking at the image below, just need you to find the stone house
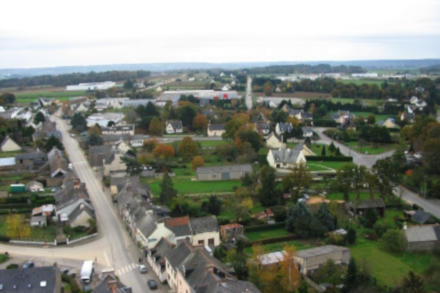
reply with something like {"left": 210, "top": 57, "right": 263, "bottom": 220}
{"left": 294, "top": 245, "right": 350, "bottom": 274}
{"left": 196, "top": 164, "right": 252, "bottom": 181}
{"left": 207, "top": 123, "right": 225, "bottom": 137}
{"left": 165, "top": 120, "right": 183, "bottom": 134}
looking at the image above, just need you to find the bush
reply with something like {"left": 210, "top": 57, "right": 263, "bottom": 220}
{"left": 62, "top": 273, "right": 81, "bottom": 293}
{"left": 245, "top": 222, "right": 285, "bottom": 233}
{"left": 373, "top": 221, "right": 393, "bottom": 237}
{"left": 380, "top": 229, "right": 407, "bottom": 254}
{"left": 6, "top": 264, "right": 18, "bottom": 269}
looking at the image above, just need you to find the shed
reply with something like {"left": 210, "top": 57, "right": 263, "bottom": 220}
{"left": 10, "top": 184, "right": 26, "bottom": 193}
{"left": 346, "top": 198, "right": 385, "bottom": 217}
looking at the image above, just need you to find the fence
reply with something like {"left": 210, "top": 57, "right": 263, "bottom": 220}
{"left": 9, "top": 239, "right": 57, "bottom": 246}
{"left": 66, "top": 233, "right": 98, "bottom": 245}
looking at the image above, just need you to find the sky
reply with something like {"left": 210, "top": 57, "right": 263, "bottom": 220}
{"left": 0, "top": 0, "right": 439, "bottom": 69}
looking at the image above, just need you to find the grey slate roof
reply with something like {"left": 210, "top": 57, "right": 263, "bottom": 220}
{"left": 15, "top": 151, "right": 47, "bottom": 162}
{"left": 92, "top": 275, "right": 131, "bottom": 293}
{"left": 88, "top": 145, "right": 114, "bottom": 167}
{"left": 166, "top": 241, "right": 193, "bottom": 268}
{"left": 196, "top": 164, "right": 252, "bottom": 176}
{"left": 190, "top": 216, "right": 219, "bottom": 234}
{"left": 0, "top": 266, "right": 60, "bottom": 293}
{"left": 166, "top": 120, "right": 183, "bottom": 131}
{"left": 411, "top": 210, "right": 432, "bottom": 224}
{"left": 276, "top": 122, "right": 293, "bottom": 133}
{"left": 297, "top": 245, "right": 349, "bottom": 259}
{"left": 208, "top": 124, "right": 225, "bottom": 131}
{"left": 270, "top": 144, "right": 303, "bottom": 163}
{"left": 348, "top": 198, "right": 385, "bottom": 209}
{"left": 405, "top": 225, "right": 440, "bottom": 243}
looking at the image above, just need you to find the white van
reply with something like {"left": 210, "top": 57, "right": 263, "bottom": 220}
{"left": 80, "top": 260, "right": 94, "bottom": 284}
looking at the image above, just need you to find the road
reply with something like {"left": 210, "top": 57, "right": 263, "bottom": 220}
{"left": 0, "top": 114, "right": 165, "bottom": 293}
{"left": 245, "top": 76, "right": 253, "bottom": 110}
{"left": 312, "top": 127, "right": 394, "bottom": 168}
{"left": 312, "top": 127, "right": 440, "bottom": 218}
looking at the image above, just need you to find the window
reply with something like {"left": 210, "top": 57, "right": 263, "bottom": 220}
{"left": 198, "top": 240, "right": 204, "bottom": 245}
{"left": 208, "top": 238, "right": 215, "bottom": 246}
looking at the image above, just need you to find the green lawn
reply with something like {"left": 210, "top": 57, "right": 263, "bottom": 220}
{"left": 351, "top": 112, "right": 390, "bottom": 123}
{"left": 326, "top": 191, "right": 378, "bottom": 201}
{"left": 14, "top": 90, "right": 87, "bottom": 103}
{"left": 245, "top": 239, "right": 316, "bottom": 255}
{"left": 245, "top": 228, "right": 292, "bottom": 242}
{"left": 0, "top": 215, "right": 57, "bottom": 241}
{"left": 0, "top": 151, "right": 23, "bottom": 158}
{"left": 307, "top": 161, "right": 347, "bottom": 171}
{"left": 198, "top": 140, "right": 224, "bottom": 148}
{"left": 350, "top": 238, "right": 432, "bottom": 286}
{"left": 144, "top": 177, "right": 241, "bottom": 196}
{"left": 345, "top": 141, "right": 396, "bottom": 154}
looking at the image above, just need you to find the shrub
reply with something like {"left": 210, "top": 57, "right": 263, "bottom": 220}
{"left": 380, "top": 229, "right": 407, "bottom": 254}
{"left": 6, "top": 264, "right": 18, "bottom": 269}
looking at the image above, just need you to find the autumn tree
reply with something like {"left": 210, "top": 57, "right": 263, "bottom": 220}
{"left": 191, "top": 155, "right": 205, "bottom": 170}
{"left": 143, "top": 138, "right": 158, "bottom": 152}
{"left": 263, "top": 81, "right": 273, "bottom": 96}
{"left": 148, "top": 117, "right": 163, "bottom": 136}
{"left": 153, "top": 144, "right": 175, "bottom": 159}
{"left": 282, "top": 164, "right": 312, "bottom": 200}
{"left": 192, "top": 114, "right": 208, "bottom": 132}
{"left": 177, "top": 136, "right": 199, "bottom": 161}
{"left": 6, "top": 213, "right": 30, "bottom": 239}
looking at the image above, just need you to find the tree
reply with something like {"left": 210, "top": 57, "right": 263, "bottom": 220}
{"left": 232, "top": 197, "right": 253, "bottom": 223}
{"left": 380, "top": 229, "right": 408, "bottom": 254}
{"left": 192, "top": 114, "right": 208, "bottom": 132}
{"left": 43, "top": 136, "right": 64, "bottom": 152}
{"left": 345, "top": 227, "right": 357, "bottom": 245}
{"left": 34, "top": 112, "right": 45, "bottom": 124}
{"left": 177, "top": 136, "right": 199, "bottom": 161}
{"left": 123, "top": 79, "right": 134, "bottom": 90}
{"left": 367, "top": 114, "right": 376, "bottom": 124}
{"left": 258, "top": 166, "right": 281, "bottom": 206}
{"left": 202, "top": 195, "right": 222, "bottom": 215}
{"left": 401, "top": 271, "right": 425, "bottom": 293}
{"left": 343, "top": 258, "right": 358, "bottom": 293}
{"left": 136, "top": 102, "right": 159, "bottom": 129}
{"left": 422, "top": 138, "right": 440, "bottom": 174}
{"left": 87, "top": 133, "right": 103, "bottom": 146}
{"left": 70, "top": 113, "right": 87, "bottom": 132}
{"left": 191, "top": 155, "right": 205, "bottom": 170}
{"left": 315, "top": 203, "right": 336, "bottom": 231}
{"left": 0, "top": 93, "right": 15, "bottom": 105}
{"left": 160, "top": 172, "right": 177, "bottom": 205}
{"left": 121, "top": 155, "right": 142, "bottom": 176}
{"left": 360, "top": 209, "right": 378, "bottom": 228}
{"left": 153, "top": 144, "right": 175, "bottom": 159}
{"left": 263, "top": 81, "right": 273, "bottom": 96}
{"left": 148, "top": 117, "right": 163, "bottom": 136}
{"left": 6, "top": 213, "right": 30, "bottom": 239}
{"left": 286, "top": 202, "right": 314, "bottom": 237}
{"left": 230, "top": 240, "right": 249, "bottom": 280}
{"left": 178, "top": 103, "right": 197, "bottom": 129}
{"left": 281, "top": 164, "right": 312, "bottom": 200}
{"left": 321, "top": 145, "right": 326, "bottom": 156}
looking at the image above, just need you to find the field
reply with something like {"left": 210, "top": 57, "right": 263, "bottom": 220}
{"left": 255, "top": 91, "right": 331, "bottom": 99}
{"left": 345, "top": 141, "right": 396, "bottom": 154}
{"left": 245, "top": 228, "right": 292, "bottom": 242}
{"left": 307, "top": 161, "right": 347, "bottom": 172}
{"left": 351, "top": 111, "right": 390, "bottom": 123}
{"left": 198, "top": 140, "right": 225, "bottom": 149}
{"left": 331, "top": 97, "right": 385, "bottom": 107}
{"left": 143, "top": 177, "right": 241, "bottom": 196}
{"left": 338, "top": 79, "right": 386, "bottom": 87}
{"left": 14, "top": 89, "right": 87, "bottom": 103}
{"left": 0, "top": 215, "right": 57, "bottom": 241}
{"left": 350, "top": 238, "right": 431, "bottom": 286}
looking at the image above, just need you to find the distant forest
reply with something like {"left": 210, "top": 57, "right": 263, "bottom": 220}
{"left": 244, "top": 64, "right": 365, "bottom": 75}
{"left": 0, "top": 70, "right": 150, "bottom": 88}
{"left": 420, "top": 65, "right": 440, "bottom": 74}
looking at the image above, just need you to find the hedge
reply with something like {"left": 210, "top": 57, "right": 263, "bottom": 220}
{"left": 245, "top": 222, "right": 285, "bottom": 233}
{"left": 306, "top": 156, "right": 353, "bottom": 162}
{"left": 248, "top": 234, "right": 298, "bottom": 246}
{"left": 313, "top": 119, "right": 338, "bottom": 127}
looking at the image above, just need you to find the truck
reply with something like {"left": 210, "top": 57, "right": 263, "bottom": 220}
{"left": 80, "top": 260, "right": 94, "bottom": 284}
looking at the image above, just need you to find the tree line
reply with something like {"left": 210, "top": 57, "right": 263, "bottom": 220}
{"left": 244, "top": 64, "right": 365, "bottom": 75}
{"left": 0, "top": 70, "right": 151, "bottom": 88}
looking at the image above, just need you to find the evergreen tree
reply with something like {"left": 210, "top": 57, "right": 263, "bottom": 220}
{"left": 343, "top": 258, "right": 358, "bottom": 293}
{"left": 70, "top": 113, "right": 87, "bottom": 132}
{"left": 258, "top": 166, "right": 281, "bottom": 206}
{"left": 315, "top": 203, "right": 336, "bottom": 231}
{"left": 160, "top": 172, "right": 177, "bottom": 205}
{"left": 321, "top": 145, "right": 326, "bottom": 156}
{"left": 286, "top": 202, "right": 313, "bottom": 237}
{"left": 34, "top": 112, "right": 45, "bottom": 124}
{"left": 345, "top": 227, "right": 357, "bottom": 245}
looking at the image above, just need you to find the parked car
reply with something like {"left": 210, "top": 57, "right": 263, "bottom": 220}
{"left": 22, "top": 261, "right": 34, "bottom": 269}
{"left": 147, "top": 280, "right": 157, "bottom": 290}
{"left": 139, "top": 265, "right": 147, "bottom": 274}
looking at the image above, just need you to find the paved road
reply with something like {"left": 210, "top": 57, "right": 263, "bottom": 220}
{"left": 312, "top": 127, "right": 394, "bottom": 168}
{"left": 0, "top": 114, "right": 166, "bottom": 293}
{"left": 394, "top": 185, "right": 440, "bottom": 218}
{"left": 245, "top": 76, "right": 253, "bottom": 110}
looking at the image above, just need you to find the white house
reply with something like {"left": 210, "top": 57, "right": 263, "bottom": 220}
{"left": 207, "top": 123, "right": 225, "bottom": 137}
{"left": 267, "top": 144, "right": 307, "bottom": 169}
{"left": 265, "top": 133, "right": 285, "bottom": 149}
{"left": 165, "top": 120, "right": 183, "bottom": 134}
{"left": 0, "top": 136, "right": 21, "bottom": 152}
{"left": 86, "top": 112, "right": 124, "bottom": 127}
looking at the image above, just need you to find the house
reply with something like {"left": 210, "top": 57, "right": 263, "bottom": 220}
{"left": 266, "top": 144, "right": 306, "bottom": 169}
{"left": 101, "top": 124, "right": 135, "bottom": 136}
{"left": 0, "top": 136, "right": 21, "bottom": 152}
{"left": 33, "top": 120, "right": 61, "bottom": 140}
{"left": 256, "top": 122, "right": 271, "bottom": 137}
{"left": 189, "top": 216, "right": 220, "bottom": 247}
{"left": 196, "top": 164, "right": 252, "bottom": 181}
{"left": 207, "top": 123, "right": 225, "bottom": 137}
{"left": 27, "top": 180, "right": 44, "bottom": 192}
{"left": 346, "top": 198, "right": 385, "bottom": 217}
{"left": 147, "top": 238, "right": 175, "bottom": 283}
{"left": 164, "top": 216, "right": 192, "bottom": 243}
{"left": 405, "top": 225, "right": 440, "bottom": 251}
{"left": 103, "top": 154, "right": 127, "bottom": 176}
{"left": 88, "top": 145, "right": 115, "bottom": 168}
{"left": 220, "top": 223, "right": 244, "bottom": 242}
{"left": 294, "top": 245, "right": 351, "bottom": 274}
{"left": 47, "top": 148, "right": 68, "bottom": 185}
{"left": 265, "top": 132, "right": 285, "bottom": 149}
{"left": 109, "top": 172, "right": 128, "bottom": 196}
{"left": 0, "top": 157, "right": 16, "bottom": 171}
{"left": 289, "top": 109, "right": 313, "bottom": 122}
{"left": 332, "top": 110, "right": 354, "bottom": 126}
{"left": 0, "top": 266, "right": 62, "bottom": 293}
{"left": 92, "top": 274, "right": 131, "bottom": 293}
{"left": 15, "top": 151, "right": 47, "bottom": 171}
{"left": 253, "top": 208, "right": 274, "bottom": 222}
{"left": 378, "top": 118, "right": 398, "bottom": 129}
{"left": 30, "top": 216, "right": 47, "bottom": 227}
{"left": 95, "top": 98, "right": 129, "bottom": 111}
{"left": 32, "top": 204, "right": 55, "bottom": 217}
{"left": 54, "top": 177, "right": 94, "bottom": 228}
{"left": 302, "top": 127, "right": 313, "bottom": 138}
{"left": 165, "top": 120, "right": 183, "bottom": 134}
{"left": 164, "top": 241, "right": 260, "bottom": 293}
{"left": 86, "top": 112, "right": 124, "bottom": 127}
{"left": 275, "top": 122, "right": 293, "bottom": 136}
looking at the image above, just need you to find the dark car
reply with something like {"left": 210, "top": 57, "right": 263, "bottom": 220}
{"left": 22, "top": 261, "right": 34, "bottom": 269}
{"left": 147, "top": 280, "right": 157, "bottom": 290}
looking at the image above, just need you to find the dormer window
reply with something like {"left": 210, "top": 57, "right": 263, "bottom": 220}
{"left": 40, "top": 281, "right": 47, "bottom": 288}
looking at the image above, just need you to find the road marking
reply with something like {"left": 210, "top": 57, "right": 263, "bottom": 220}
{"left": 115, "top": 263, "right": 137, "bottom": 276}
